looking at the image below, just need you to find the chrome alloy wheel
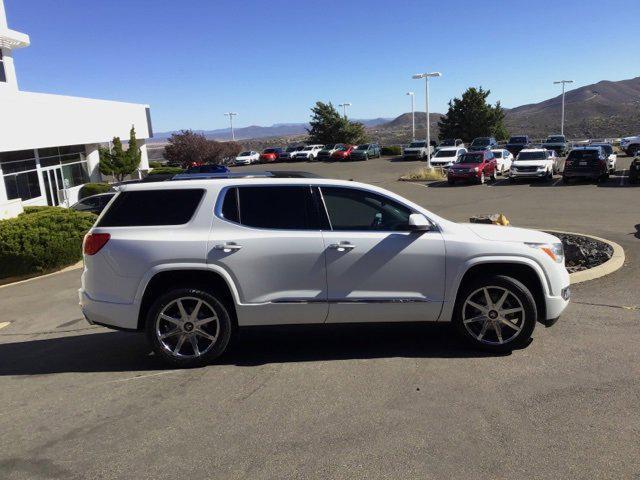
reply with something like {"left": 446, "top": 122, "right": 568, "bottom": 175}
{"left": 155, "top": 297, "right": 220, "bottom": 358}
{"left": 462, "top": 286, "right": 525, "bottom": 345}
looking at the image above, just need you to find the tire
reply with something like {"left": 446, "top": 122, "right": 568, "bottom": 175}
{"left": 490, "top": 170, "right": 496, "bottom": 181}
{"left": 363, "top": 154, "right": 369, "bottom": 161}
{"left": 453, "top": 274, "right": 537, "bottom": 353}
{"left": 562, "top": 176, "right": 570, "bottom": 184}
{"left": 628, "top": 145, "right": 639, "bottom": 157}
{"left": 509, "top": 177, "right": 516, "bottom": 184}
{"left": 448, "top": 179, "right": 455, "bottom": 186}
{"left": 145, "top": 287, "right": 233, "bottom": 367}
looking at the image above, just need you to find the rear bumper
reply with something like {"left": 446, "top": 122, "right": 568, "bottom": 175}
{"left": 79, "top": 289, "right": 140, "bottom": 330}
{"left": 563, "top": 170, "right": 603, "bottom": 179}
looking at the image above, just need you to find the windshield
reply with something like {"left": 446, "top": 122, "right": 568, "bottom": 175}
{"left": 323, "top": 144, "right": 335, "bottom": 150}
{"left": 302, "top": 147, "right": 313, "bottom": 151}
{"left": 592, "top": 144, "right": 613, "bottom": 155}
{"left": 263, "top": 149, "right": 276, "bottom": 154}
{"left": 509, "top": 137, "right": 527, "bottom": 144}
{"left": 439, "top": 139, "right": 455, "bottom": 146}
{"left": 546, "top": 136, "right": 565, "bottom": 143}
{"left": 435, "top": 149, "right": 457, "bottom": 157}
{"left": 471, "top": 138, "right": 490, "bottom": 146}
{"left": 492, "top": 151, "right": 503, "bottom": 158}
{"left": 458, "top": 153, "right": 484, "bottom": 164}
{"left": 357, "top": 145, "right": 369, "bottom": 150}
{"left": 239, "top": 151, "right": 251, "bottom": 156}
{"left": 516, "top": 151, "right": 546, "bottom": 161}
{"left": 409, "top": 142, "right": 426, "bottom": 148}
{"left": 285, "top": 147, "right": 298, "bottom": 152}
{"left": 567, "top": 150, "right": 600, "bottom": 161}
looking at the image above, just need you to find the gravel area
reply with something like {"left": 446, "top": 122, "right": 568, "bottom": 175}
{"left": 546, "top": 231, "right": 613, "bottom": 273}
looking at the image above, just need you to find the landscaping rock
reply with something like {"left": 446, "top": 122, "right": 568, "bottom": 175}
{"left": 545, "top": 231, "right": 613, "bottom": 273}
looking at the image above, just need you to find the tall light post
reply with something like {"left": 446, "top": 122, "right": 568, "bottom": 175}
{"left": 412, "top": 72, "right": 441, "bottom": 167}
{"left": 406, "top": 92, "right": 415, "bottom": 140}
{"left": 338, "top": 102, "right": 352, "bottom": 119}
{"left": 553, "top": 80, "right": 573, "bottom": 136}
{"left": 224, "top": 112, "right": 238, "bottom": 141}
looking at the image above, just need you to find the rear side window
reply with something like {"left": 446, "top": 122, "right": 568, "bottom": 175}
{"left": 98, "top": 189, "right": 204, "bottom": 227}
{"left": 220, "top": 186, "right": 319, "bottom": 230}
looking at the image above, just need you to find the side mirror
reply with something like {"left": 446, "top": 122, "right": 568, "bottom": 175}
{"left": 408, "top": 213, "right": 430, "bottom": 231}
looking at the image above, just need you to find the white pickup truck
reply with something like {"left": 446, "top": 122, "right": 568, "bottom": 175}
{"left": 403, "top": 141, "right": 433, "bottom": 160}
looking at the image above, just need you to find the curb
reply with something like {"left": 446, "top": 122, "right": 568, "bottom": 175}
{"left": 544, "top": 229, "right": 625, "bottom": 284}
{"left": 0, "top": 261, "right": 83, "bottom": 289}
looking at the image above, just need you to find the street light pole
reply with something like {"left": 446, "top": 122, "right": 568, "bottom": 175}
{"left": 412, "top": 72, "right": 441, "bottom": 168}
{"left": 406, "top": 92, "right": 415, "bottom": 140}
{"left": 224, "top": 112, "right": 238, "bottom": 141}
{"left": 338, "top": 102, "right": 352, "bottom": 119}
{"left": 553, "top": 80, "right": 573, "bottom": 136}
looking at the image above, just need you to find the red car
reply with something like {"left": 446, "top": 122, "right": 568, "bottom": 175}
{"left": 331, "top": 145, "right": 355, "bottom": 161}
{"left": 259, "top": 148, "right": 284, "bottom": 163}
{"left": 447, "top": 150, "right": 497, "bottom": 185}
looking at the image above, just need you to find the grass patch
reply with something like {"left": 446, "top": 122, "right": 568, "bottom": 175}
{"left": 399, "top": 167, "right": 447, "bottom": 181}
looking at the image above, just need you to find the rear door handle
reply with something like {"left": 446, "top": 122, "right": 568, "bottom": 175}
{"left": 328, "top": 241, "right": 355, "bottom": 252}
{"left": 213, "top": 242, "right": 243, "bottom": 252}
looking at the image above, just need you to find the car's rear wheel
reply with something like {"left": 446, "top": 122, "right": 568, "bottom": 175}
{"left": 562, "top": 176, "right": 571, "bottom": 184}
{"left": 146, "top": 288, "right": 233, "bottom": 367}
{"left": 448, "top": 179, "right": 455, "bottom": 185}
{"left": 453, "top": 275, "right": 537, "bottom": 352}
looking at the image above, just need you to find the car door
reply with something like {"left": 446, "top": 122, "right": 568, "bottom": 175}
{"left": 319, "top": 185, "right": 446, "bottom": 323}
{"left": 208, "top": 185, "right": 328, "bottom": 326}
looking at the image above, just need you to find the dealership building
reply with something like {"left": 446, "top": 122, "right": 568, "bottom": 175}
{"left": 0, "top": 0, "right": 151, "bottom": 217}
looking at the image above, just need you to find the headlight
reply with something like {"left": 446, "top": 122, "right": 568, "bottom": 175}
{"left": 537, "top": 166, "right": 546, "bottom": 171}
{"left": 525, "top": 242, "right": 564, "bottom": 264}
{"left": 473, "top": 167, "right": 479, "bottom": 172}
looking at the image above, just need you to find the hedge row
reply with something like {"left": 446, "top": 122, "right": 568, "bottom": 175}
{"left": 148, "top": 167, "right": 184, "bottom": 175}
{"left": 0, "top": 207, "right": 96, "bottom": 279}
{"left": 79, "top": 183, "right": 113, "bottom": 200}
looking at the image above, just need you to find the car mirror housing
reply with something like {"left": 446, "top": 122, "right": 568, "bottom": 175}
{"left": 408, "top": 213, "right": 430, "bottom": 231}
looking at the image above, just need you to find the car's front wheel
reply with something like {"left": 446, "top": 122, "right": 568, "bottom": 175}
{"left": 146, "top": 288, "right": 233, "bottom": 367}
{"left": 453, "top": 275, "right": 537, "bottom": 352}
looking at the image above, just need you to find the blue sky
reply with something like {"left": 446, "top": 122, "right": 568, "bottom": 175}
{"left": 6, "top": 0, "right": 640, "bottom": 132}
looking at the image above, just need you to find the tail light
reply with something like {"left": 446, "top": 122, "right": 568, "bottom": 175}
{"left": 83, "top": 233, "right": 110, "bottom": 255}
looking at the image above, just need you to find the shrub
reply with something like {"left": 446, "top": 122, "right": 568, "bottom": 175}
{"left": 399, "top": 167, "right": 447, "bottom": 181}
{"left": 79, "top": 183, "right": 112, "bottom": 200}
{"left": 147, "top": 167, "right": 184, "bottom": 175}
{"left": 381, "top": 145, "right": 403, "bottom": 156}
{"left": 0, "top": 207, "right": 96, "bottom": 279}
{"left": 149, "top": 161, "right": 164, "bottom": 169}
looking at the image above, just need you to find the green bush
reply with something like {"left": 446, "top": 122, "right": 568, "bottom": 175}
{"left": 79, "top": 183, "right": 112, "bottom": 200}
{"left": 149, "top": 161, "right": 164, "bottom": 169}
{"left": 0, "top": 207, "right": 96, "bottom": 279}
{"left": 147, "top": 167, "right": 183, "bottom": 175}
{"left": 381, "top": 145, "right": 403, "bottom": 156}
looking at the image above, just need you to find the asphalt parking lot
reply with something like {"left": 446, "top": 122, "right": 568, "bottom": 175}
{"left": 1, "top": 156, "right": 639, "bottom": 480}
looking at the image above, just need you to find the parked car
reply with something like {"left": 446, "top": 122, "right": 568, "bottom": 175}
{"left": 447, "top": 150, "right": 497, "bottom": 185}
{"left": 279, "top": 145, "right": 305, "bottom": 161}
{"left": 260, "top": 148, "right": 284, "bottom": 163}
{"left": 509, "top": 148, "right": 556, "bottom": 182}
{"left": 316, "top": 144, "right": 345, "bottom": 161}
{"left": 505, "top": 135, "right": 530, "bottom": 157}
{"left": 350, "top": 143, "right": 381, "bottom": 161}
{"left": 436, "top": 138, "right": 464, "bottom": 151}
{"left": 589, "top": 143, "right": 616, "bottom": 173}
{"left": 292, "top": 145, "right": 324, "bottom": 161}
{"left": 70, "top": 192, "right": 115, "bottom": 215}
{"left": 79, "top": 174, "right": 570, "bottom": 366}
{"left": 490, "top": 149, "right": 514, "bottom": 175}
{"left": 468, "top": 137, "right": 498, "bottom": 152}
{"left": 542, "top": 135, "right": 569, "bottom": 156}
{"left": 620, "top": 135, "right": 640, "bottom": 156}
{"left": 403, "top": 141, "right": 432, "bottom": 159}
{"left": 562, "top": 146, "right": 609, "bottom": 184}
{"left": 184, "top": 164, "right": 230, "bottom": 174}
{"left": 331, "top": 145, "right": 355, "bottom": 161}
{"left": 234, "top": 151, "right": 260, "bottom": 165}
{"left": 629, "top": 152, "right": 640, "bottom": 184}
{"left": 430, "top": 147, "right": 467, "bottom": 169}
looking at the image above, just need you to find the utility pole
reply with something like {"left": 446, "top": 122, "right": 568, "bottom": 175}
{"left": 553, "top": 80, "right": 573, "bottom": 136}
{"left": 338, "top": 102, "right": 352, "bottom": 119}
{"left": 224, "top": 112, "right": 238, "bottom": 141}
{"left": 412, "top": 72, "right": 441, "bottom": 167}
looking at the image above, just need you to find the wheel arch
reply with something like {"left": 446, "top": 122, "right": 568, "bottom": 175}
{"left": 135, "top": 266, "right": 240, "bottom": 330}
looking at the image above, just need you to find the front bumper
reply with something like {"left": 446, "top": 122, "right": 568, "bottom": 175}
{"left": 509, "top": 170, "right": 548, "bottom": 178}
{"left": 448, "top": 170, "right": 479, "bottom": 179}
{"left": 79, "top": 289, "right": 139, "bottom": 330}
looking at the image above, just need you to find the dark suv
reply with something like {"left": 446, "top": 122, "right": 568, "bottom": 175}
{"left": 505, "top": 135, "right": 530, "bottom": 156}
{"left": 468, "top": 137, "right": 498, "bottom": 151}
{"left": 543, "top": 135, "right": 569, "bottom": 156}
{"left": 562, "top": 147, "right": 608, "bottom": 184}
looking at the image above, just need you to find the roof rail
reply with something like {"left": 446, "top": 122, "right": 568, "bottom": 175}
{"left": 171, "top": 170, "right": 322, "bottom": 181}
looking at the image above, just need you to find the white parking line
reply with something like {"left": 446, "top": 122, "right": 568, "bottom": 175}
{"left": 620, "top": 170, "right": 626, "bottom": 187}
{"left": 0, "top": 321, "right": 10, "bottom": 330}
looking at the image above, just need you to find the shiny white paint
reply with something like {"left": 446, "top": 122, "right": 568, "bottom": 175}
{"left": 79, "top": 177, "right": 570, "bottom": 331}
{"left": 490, "top": 149, "right": 513, "bottom": 173}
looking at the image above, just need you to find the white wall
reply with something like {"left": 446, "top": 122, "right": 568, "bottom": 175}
{"left": 0, "top": 198, "right": 23, "bottom": 219}
{"left": 0, "top": 90, "right": 151, "bottom": 152}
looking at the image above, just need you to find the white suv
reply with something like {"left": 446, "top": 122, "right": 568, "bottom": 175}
{"left": 80, "top": 174, "right": 570, "bottom": 366}
{"left": 509, "top": 148, "right": 557, "bottom": 182}
{"left": 292, "top": 145, "right": 324, "bottom": 161}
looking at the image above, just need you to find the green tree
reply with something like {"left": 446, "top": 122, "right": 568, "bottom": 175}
{"left": 99, "top": 127, "right": 143, "bottom": 182}
{"left": 437, "top": 87, "right": 509, "bottom": 142}
{"left": 306, "top": 101, "right": 367, "bottom": 145}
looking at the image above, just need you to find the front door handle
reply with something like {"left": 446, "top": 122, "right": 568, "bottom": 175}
{"left": 213, "top": 242, "right": 243, "bottom": 252}
{"left": 328, "top": 241, "right": 355, "bottom": 252}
